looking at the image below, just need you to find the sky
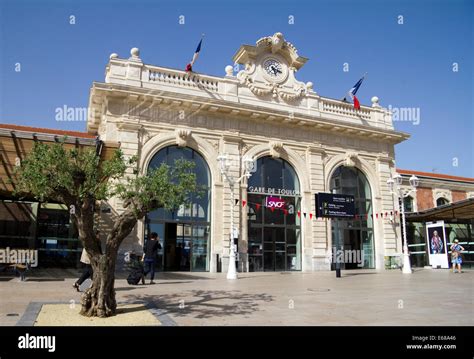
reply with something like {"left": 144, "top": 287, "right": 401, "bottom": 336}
{"left": 0, "top": 0, "right": 473, "bottom": 177}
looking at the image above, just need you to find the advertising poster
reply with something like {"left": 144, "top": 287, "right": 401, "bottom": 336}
{"left": 425, "top": 221, "right": 449, "bottom": 269}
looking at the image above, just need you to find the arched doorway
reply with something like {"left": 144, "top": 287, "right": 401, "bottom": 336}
{"left": 247, "top": 156, "right": 301, "bottom": 271}
{"left": 146, "top": 145, "right": 211, "bottom": 272}
{"left": 330, "top": 166, "right": 375, "bottom": 269}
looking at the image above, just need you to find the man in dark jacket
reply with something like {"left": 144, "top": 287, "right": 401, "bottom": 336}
{"left": 141, "top": 232, "right": 162, "bottom": 284}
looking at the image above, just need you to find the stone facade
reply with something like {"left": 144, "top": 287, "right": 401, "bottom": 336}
{"left": 87, "top": 33, "right": 412, "bottom": 272}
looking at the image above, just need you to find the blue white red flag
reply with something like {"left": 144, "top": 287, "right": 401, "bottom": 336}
{"left": 185, "top": 37, "right": 203, "bottom": 72}
{"left": 343, "top": 74, "right": 366, "bottom": 110}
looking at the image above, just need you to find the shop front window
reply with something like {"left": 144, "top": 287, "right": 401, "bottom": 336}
{"left": 37, "top": 204, "right": 79, "bottom": 267}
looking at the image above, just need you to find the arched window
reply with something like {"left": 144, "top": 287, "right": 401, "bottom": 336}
{"left": 404, "top": 196, "right": 414, "bottom": 212}
{"left": 146, "top": 145, "right": 211, "bottom": 272}
{"left": 330, "top": 166, "right": 374, "bottom": 269}
{"left": 436, "top": 197, "right": 449, "bottom": 207}
{"left": 147, "top": 145, "right": 210, "bottom": 221}
{"left": 247, "top": 157, "right": 301, "bottom": 272}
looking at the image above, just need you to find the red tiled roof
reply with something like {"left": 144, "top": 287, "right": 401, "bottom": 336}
{"left": 397, "top": 169, "right": 474, "bottom": 183}
{"left": 0, "top": 123, "right": 96, "bottom": 139}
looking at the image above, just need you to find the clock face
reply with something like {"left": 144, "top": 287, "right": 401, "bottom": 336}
{"left": 262, "top": 58, "right": 286, "bottom": 82}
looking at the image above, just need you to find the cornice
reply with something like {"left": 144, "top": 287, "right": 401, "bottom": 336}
{"left": 90, "top": 82, "right": 410, "bottom": 145}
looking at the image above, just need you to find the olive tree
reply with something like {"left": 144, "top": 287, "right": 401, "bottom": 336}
{"left": 14, "top": 140, "right": 198, "bottom": 317}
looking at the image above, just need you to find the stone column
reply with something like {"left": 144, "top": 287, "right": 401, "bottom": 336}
{"left": 376, "top": 156, "right": 401, "bottom": 269}
{"left": 219, "top": 134, "right": 242, "bottom": 273}
{"left": 306, "top": 146, "right": 329, "bottom": 271}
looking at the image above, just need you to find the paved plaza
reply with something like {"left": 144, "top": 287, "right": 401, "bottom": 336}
{"left": 0, "top": 268, "right": 472, "bottom": 326}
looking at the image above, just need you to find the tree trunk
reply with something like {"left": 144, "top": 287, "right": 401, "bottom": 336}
{"left": 80, "top": 249, "right": 118, "bottom": 317}
{"left": 79, "top": 206, "right": 144, "bottom": 317}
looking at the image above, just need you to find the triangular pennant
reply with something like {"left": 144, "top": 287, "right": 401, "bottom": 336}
{"left": 297, "top": 211, "right": 301, "bottom": 218}
{"left": 310, "top": 213, "right": 313, "bottom": 220}
{"left": 283, "top": 209, "right": 288, "bottom": 215}
{"left": 376, "top": 213, "right": 378, "bottom": 219}
{"left": 270, "top": 207, "right": 275, "bottom": 212}
{"left": 303, "top": 212, "right": 307, "bottom": 218}
{"left": 256, "top": 204, "right": 261, "bottom": 211}
{"left": 242, "top": 200, "right": 247, "bottom": 207}
{"left": 235, "top": 199, "right": 239, "bottom": 206}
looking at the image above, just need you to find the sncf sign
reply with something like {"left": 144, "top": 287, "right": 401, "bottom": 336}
{"left": 266, "top": 196, "right": 286, "bottom": 209}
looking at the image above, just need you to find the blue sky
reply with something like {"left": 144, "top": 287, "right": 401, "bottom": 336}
{"left": 0, "top": 0, "right": 473, "bottom": 177}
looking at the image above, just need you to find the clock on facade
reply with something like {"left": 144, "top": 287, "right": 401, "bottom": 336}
{"left": 262, "top": 57, "right": 287, "bottom": 83}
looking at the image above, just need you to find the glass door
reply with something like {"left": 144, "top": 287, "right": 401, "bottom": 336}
{"left": 191, "top": 225, "right": 209, "bottom": 271}
{"left": 263, "top": 227, "right": 286, "bottom": 271}
{"left": 176, "top": 224, "right": 191, "bottom": 271}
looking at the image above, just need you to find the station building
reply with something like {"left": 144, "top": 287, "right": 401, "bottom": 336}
{"left": 1, "top": 33, "right": 473, "bottom": 272}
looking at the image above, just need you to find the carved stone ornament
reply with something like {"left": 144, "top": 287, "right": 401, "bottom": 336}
{"left": 175, "top": 128, "right": 191, "bottom": 147}
{"left": 233, "top": 32, "right": 312, "bottom": 103}
{"left": 344, "top": 152, "right": 359, "bottom": 167}
{"left": 270, "top": 141, "right": 284, "bottom": 158}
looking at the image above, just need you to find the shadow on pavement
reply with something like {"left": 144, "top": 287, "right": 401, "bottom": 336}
{"left": 155, "top": 273, "right": 215, "bottom": 281}
{"left": 124, "top": 290, "right": 274, "bottom": 319}
{"left": 115, "top": 286, "right": 141, "bottom": 292}
{"left": 342, "top": 272, "right": 379, "bottom": 277}
{"left": 116, "top": 305, "right": 149, "bottom": 315}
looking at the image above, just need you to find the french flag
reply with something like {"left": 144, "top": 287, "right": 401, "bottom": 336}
{"left": 185, "top": 36, "right": 203, "bottom": 72}
{"left": 344, "top": 74, "right": 366, "bottom": 110}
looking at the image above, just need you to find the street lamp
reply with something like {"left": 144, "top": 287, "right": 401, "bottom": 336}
{"left": 387, "top": 173, "right": 419, "bottom": 274}
{"left": 217, "top": 154, "right": 256, "bottom": 279}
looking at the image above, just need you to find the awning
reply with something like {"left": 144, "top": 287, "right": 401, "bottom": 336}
{"left": 406, "top": 197, "right": 474, "bottom": 221}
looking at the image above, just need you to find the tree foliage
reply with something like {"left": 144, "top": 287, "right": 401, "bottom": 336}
{"left": 12, "top": 139, "right": 201, "bottom": 317}
{"left": 13, "top": 140, "right": 200, "bottom": 215}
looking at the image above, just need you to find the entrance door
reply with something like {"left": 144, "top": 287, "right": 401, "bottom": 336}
{"left": 164, "top": 223, "right": 191, "bottom": 271}
{"left": 263, "top": 227, "right": 286, "bottom": 271}
{"left": 344, "top": 229, "right": 361, "bottom": 269}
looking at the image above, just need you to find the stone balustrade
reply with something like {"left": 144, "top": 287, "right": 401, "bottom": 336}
{"left": 103, "top": 50, "right": 393, "bottom": 131}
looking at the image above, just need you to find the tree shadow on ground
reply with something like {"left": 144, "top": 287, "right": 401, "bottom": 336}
{"left": 116, "top": 304, "right": 149, "bottom": 315}
{"left": 124, "top": 290, "right": 274, "bottom": 319}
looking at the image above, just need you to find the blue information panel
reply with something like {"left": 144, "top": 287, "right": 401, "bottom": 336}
{"left": 315, "top": 193, "right": 355, "bottom": 218}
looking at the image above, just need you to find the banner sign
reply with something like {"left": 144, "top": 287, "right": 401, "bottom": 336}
{"left": 315, "top": 193, "right": 355, "bottom": 218}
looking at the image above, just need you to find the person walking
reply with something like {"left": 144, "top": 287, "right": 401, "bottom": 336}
{"left": 73, "top": 230, "right": 100, "bottom": 291}
{"left": 450, "top": 239, "right": 465, "bottom": 273}
{"left": 142, "top": 232, "right": 161, "bottom": 284}
{"left": 73, "top": 247, "right": 92, "bottom": 291}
